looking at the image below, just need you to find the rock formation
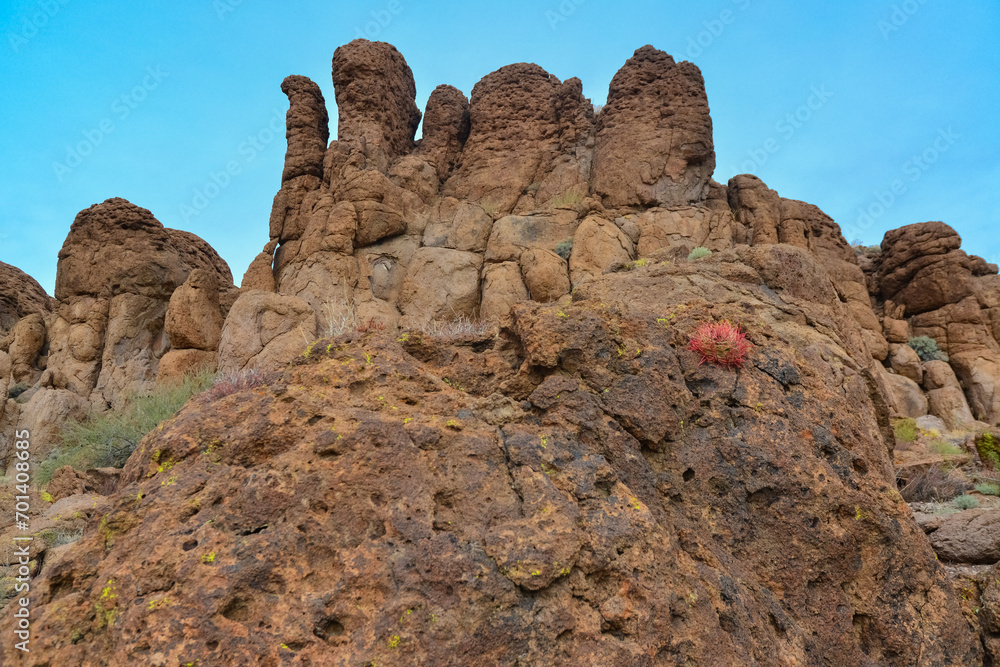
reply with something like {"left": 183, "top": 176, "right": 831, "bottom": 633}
{"left": 0, "top": 198, "right": 236, "bottom": 469}
{"left": 1, "top": 38, "right": 999, "bottom": 665}
{"left": 0, "top": 261, "right": 53, "bottom": 333}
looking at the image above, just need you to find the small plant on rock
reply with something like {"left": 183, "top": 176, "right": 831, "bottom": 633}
{"left": 688, "top": 247, "right": 712, "bottom": 261}
{"left": 908, "top": 336, "right": 949, "bottom": 362}
{"left": 205, "top": 368, "right": 268, "bottom": 402}
{"left": 974, "top": 482, "right": 1000, "bottom": 496}
{"left": 892, "top": 418, "right": 918, "bottom": 443}
{"left": 688, "top": 320, "right": 752, "bottom": 370}
{"left": 554, "top": 240, "right": 573, "bottom": 260}
{"left": 952, "top": 494, "right": 980, "bottom": 510}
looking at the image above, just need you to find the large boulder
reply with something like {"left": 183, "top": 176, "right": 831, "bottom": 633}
{"left": 877, "top": 222, "right": 975, "bottom": 315}
{"left": 443, "top": 63, "right": 594, "bottom": 215}
{"left": 55, "top": 198, "right": 232, "bottom": 301}
{"left": 330, "top": 39, "right": 421, "bottom": 162}
{"left": 165, "top": 269, "right": 225, "bottom": 352}
{"left": 592, "top": 45, "right": 714, "bottom": 208}
{"left": 929, "top": 510, "right": 1000, "bottom": 564}
{"left": 923, "top": 360, "right": 976, "bottom": 429}
{"left": 397, "top": 248, "right": 482, "bottom": 328}
{"left": 0, "top": 261, "right": 53, "bottom": 332}
{"left": 217, "top": 291, "right": 317, "bottom": 374}
{"left": 883, "top": 372, "right": 929, "bottom": 419}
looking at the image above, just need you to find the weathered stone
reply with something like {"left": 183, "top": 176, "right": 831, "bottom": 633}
{"left": 592, "top": 46, "right": 714, "bottom": 208}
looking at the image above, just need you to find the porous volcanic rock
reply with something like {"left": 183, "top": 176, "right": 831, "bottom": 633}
{"left": 3, "top": 249, "right": 982, "bottom": 666}
{"left": 0, "top": 261, "right": 53, "bottom": 332}
{"left": 55, "top": 198, "right": 232, "bottom": 301}
{"left": 415, "top": 84, "right": 470, "bottom": 181}
{"left": 268, "top": 75, "right": 330, "bottom": 243}
{"left": 592, "top": 45, "right": 714, "bottom": 208}
{"left": 443, "top": 63, "right": 594, "bottom": 215}
{"left": 877, "top": 222, "right": 975, "bottom": 316}
{"left": 331, "top": 39, "right": 421, "bottom": 162}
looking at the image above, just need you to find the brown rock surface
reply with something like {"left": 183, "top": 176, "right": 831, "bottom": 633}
{"left": 268, "top": 76, "right": 329, "bottom": 243}
{"left": 568, "top": 215, "right": 635, "bottom": 285}
{"left": 164, "top": 269, "right": 225, "bottom": 351}
{"left": 592, "top": 46, "right": 714, "bottom": 208}
{"left": 415, "top": 84, "right": 470, "bottom": 181}
{"left": 929, "top": 510, "right": 1000, "bottom": 564}
{"left": 55, "top": 198, "right": 232, "bottom": 301}
{"left": 1, "top": 249, "right": 983, "bottom": 666}
{"left": 443, "top": 63, "right": 594, "bottom": 214}
{"left": 877, "top": 222, "right": 975, "bottom": 315}
{"left": 889, "top": 343, "right": 923, "bottom": 384}
{"left": 7, "top": 312, "right": 47, "bottom": 384}
{"left": 216, "top": 291, "right": 316, "bottom": 374}
{"left": 727, "top": 174, "right": 781, "bottom": 246}
{"left": 923, "top": 360, "right": 977, "bottom": 430}
{"left": 331, "top": 39, "right": 421, "bottom": 162}
{"left": 0, "top": 260, "right": 53, "bottom": 332}
{"left": 883, "top": 371, "right": 930, "bottom": 418}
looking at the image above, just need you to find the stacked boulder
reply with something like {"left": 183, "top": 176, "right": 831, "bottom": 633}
{"left": 0, "top": 199, "right": 236, "bottom": 471}
{"left": 871, "top": 222, "right": 1000, "bottom": 427}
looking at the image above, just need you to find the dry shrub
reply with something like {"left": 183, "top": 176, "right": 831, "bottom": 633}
{"left": 421, "top": 316, "right": 496, "bottom": 339}
{"left": 205, "top": 368, "right": 269, "bottom": 402}
{"left": 897, "top": 464, "right": 970, "bottom": 502}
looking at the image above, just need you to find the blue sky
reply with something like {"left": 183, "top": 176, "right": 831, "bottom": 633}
{"left": 1, "top": 0, "right": 998, "bottom": 294}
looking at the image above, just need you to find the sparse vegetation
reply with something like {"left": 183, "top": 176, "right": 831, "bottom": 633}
{"left": 974, "top": 482, "right": 1000, "bottom": 496}
{"left": 687, "top": 320, "right": 752, "bottom": 370}
{"left": 479, "top": 199, "right": 500, "bottom": 217}
{"left": 892, "top": 418, "right": 918, "bottom": 443}
{"left": 928, "top": 439, "right": 964, "bottom": 457}
{"left": 204, "top": 368, "right": 269, "bottom": 402}
{"left": 321, "top": 297, "right": 359, "bottom": 337}
{"left": 420, "top": 316, "right": 496, "bottom": 339}
{"left": 548, "top": 188, "right": 585, "bottom": 209}
{"left": 908, "top": 335, "right": 949, "bottom": 362}
{"left": 687, "top": 247, "right": 712, "bottom": 261}
{"left": 976, "top": 432, "right": 1000, "bottom": 470}
{"left": 952, "top": 494, "right": 980, "bottom": 510}
{"left": 37, "top": 370, "right": 214, "bottom": 486}
{"left": 554, "top": 240, "right": 574, "bottom": 260}
{"left": 897, "top": 463, "right": 970, "bottom": 502}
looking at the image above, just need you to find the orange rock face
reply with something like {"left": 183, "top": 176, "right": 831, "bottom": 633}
{"left": 1, "top": 252, "right": 984, "bottom": 666}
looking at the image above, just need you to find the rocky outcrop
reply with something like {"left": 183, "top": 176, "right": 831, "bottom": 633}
{"left": 872, "top": 222, "right": 1000, "bottom": 423}
{"left": 414, "top": 84, "right": 470, "bottom": 181}
{"left": 331, "top": 39, "right": 421, "bottom": 163}
{"left": 0, "top": 199, "right": 236, "bottom": 472}
{"left": 443, "top": 63, "right": 594, "bottom": 214}
{"left": 3, "top": 247, "right": 982, "bottom": 666}
{"left": 592, "top": 46, "right": 714, "bottom": 208}
{"left": 0, "top": 261, "right": 53, "bottom": 333}
{"left": 268, "top": 76, "right": 329, "bottom": 244}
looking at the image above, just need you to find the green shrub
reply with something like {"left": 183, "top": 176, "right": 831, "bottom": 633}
{"left": 37, "top": 370, "right": 214, "bottom": 486}
{"left": 976, "top": 432, "right": 1000, "bottom": 470}
{"left": 908, "top": 336, "right": 949, "bottom": 362}
{"left": 554, "top": 240, "right": 574, "bottom": 261}
{"left": 893, "top": 418, "right": 918, "bottom": 443}
{"left": 548, "top": 190, "right": 584, "bottom": 209}
{"left": 953, "top": 494, "right": 980, "bottom": 510}
{"left": 688, "top": 247, "right": 712, "bottom": 261}
{"left": 7, "top": 382, "right": 30, "bottom": 399}
{"left": 928, "top": 439, "right": 964, "bottom": 457}
{"left": 974, "top": 482, "right": 1000, "bottom": 496}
